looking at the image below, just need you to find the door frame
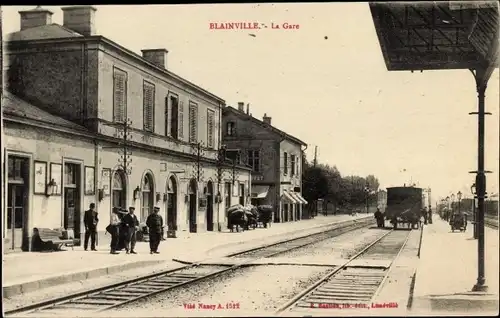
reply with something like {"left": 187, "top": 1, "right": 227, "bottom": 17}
{"left": 3, "top": 150, "right": 33, "bottom": 251}
{"left": 61, "top": 158, "right": 84, "bottom": 233}
{"left": 166, "top": 174, "right": 178, "bottom": 230}
{"left": 206, "top": 180, "right": 214, "bottom": 231}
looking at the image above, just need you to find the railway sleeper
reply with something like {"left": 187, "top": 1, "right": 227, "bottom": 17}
{"left": 104, "top": 291, "right": 145, "bottom": 297}
{"left": 309, "top": 293, "right": 373, "bottom": 300}
{"left": 69, "top": 299, "right": 118, "bottom": 306}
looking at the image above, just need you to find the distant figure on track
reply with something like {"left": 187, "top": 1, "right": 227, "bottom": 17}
{"left": 374, "top": 208, "right": 384, "bottom": 228}
{"left": 146, "top": 206, "right": 163, "bottom": 254}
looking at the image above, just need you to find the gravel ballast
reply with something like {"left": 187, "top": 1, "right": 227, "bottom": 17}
{"left": 104, "top": 265, "right": 333, "bottom": 317}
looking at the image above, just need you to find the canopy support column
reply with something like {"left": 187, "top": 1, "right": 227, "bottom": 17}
{"left": 469, "top": 65, "right": 494, "bottom": 293}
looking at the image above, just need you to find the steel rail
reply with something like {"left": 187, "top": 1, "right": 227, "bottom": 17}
{"left": 5, "top": 218, "right": 375, "bottom": 317}
{"left": 274, "top": 229, "right": 412, "bottom": 314}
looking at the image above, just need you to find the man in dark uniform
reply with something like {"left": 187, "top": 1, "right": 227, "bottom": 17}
{"left": 122, "top": 206, "right": 139, "bottom": 254}
{"left": 146, "top": 206, "right": 163, "bottom": 254}
{"left": 84, "top": 203, "right": 98, "bottom": 251}
{"left": 374, "top": 208, "right": 384, "bottom": 228}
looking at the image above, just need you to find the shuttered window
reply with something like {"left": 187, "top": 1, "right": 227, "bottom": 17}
{"left": 178, "top": 101, "right": 184, "bottom": 139}
{"left": 207, "top": 109, "right": 215, "bottom": 149}
{"left": 188, "top": 102, "right": 198, "bottom": 144}
{"left": 291, "top": 155, "right": 296, "bottom": 176}
{"left": 169, "top": 94, "right": 179, "bottom": 139}
{"left": 164, "top": 96, "right": 168, "bottom": 136}
{"left": 143, "top": 81, "right": 155, "bottom": 132}
{"left": 113, "top": 68, "right": 127, "bottom": 123}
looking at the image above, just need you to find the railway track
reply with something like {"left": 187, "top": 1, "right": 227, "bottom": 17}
{"left": 275, "top": 229, "right": 412, "bottom": 315}
{"left": 228, "top": 217, "right": 375, "bottom": 258}
{"left": 485, "top": 217, "right": 498, "bottom": 229}
{"left": 5, "top": 218, "right": 375, "bottom": 317}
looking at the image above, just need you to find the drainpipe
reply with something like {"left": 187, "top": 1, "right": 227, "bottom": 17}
{"left": 94, "top": 139, "right": 100, "bottom": 238}
{"left": 217, "top": 101, "right": 222, "bottom": 231}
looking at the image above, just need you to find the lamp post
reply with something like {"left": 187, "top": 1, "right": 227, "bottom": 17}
{"left": 457, "top": 191, "right": 462, "bottom": 215}
{"left": 451, "top": 193, "right": 456, "bottom": 214}
{"left": 471, "top": 183, "right": 478, "bottom": 239}
{"left": 364, "top": 183, "right": 370, "bottom": 214}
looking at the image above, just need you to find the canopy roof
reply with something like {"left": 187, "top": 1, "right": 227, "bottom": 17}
{"left": 369, "top": 1, "right": 499, "bottom": 72}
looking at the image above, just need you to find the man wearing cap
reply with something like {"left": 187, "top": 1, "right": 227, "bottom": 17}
{"left": 122, "top": 206, "right": 139, "bottom": 254}
{"left": 84, "top": 203, "right": 98, "bottom": 251}
{"left": 146, "top": 206, "right": 163, "bottom": 254}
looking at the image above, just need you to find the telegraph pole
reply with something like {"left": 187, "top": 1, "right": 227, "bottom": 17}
{"left": 313, "top": 146, "right": 318, "bottom": 167}
{"left": 191, "top": 141, "right": 205, "bottom": 182}
{"left": 117, "top": 119, "right": 133, "bottom": 176}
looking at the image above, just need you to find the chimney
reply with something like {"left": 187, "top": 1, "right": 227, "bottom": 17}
{"left": 61, "top": 6, "right": 97, "bottom": 36}
{"left": 19, "top": 6, "right": 53, "bottom": 31}
{"left": 246, "top": 103, "right": 250, "bottom": 115}
{"left": 263, "top": 113, "right": 272, "bottom": 125}
{"left": 141, "top": 49, "right": 169, "bottom": 69}
{"left": 237, "top": 102, "right": 244, "bottom": 112}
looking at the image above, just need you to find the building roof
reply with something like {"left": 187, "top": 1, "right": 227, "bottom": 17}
{"left": 7, "top": 23, "right": 83, "bottom": 41}
{"left": 223, "top": 106, "right": 307, "bottom": 146}
{"left": 2, "top": 91, "right": 90, "bottom": 133}
{"left": 369, "top": 1, "right": 499, "bottom": 71}
{"left": 6, "top": 23, "right": 225, "bottom": 104}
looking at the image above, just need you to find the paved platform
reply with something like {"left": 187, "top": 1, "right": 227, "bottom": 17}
{"left": 410, "top": 218, "right": 499, "bottom": 315}
{"left": 2, "top": 214, "right": 371, "bottom": 298}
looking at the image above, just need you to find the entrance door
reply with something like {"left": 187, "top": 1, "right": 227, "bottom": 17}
{"left": 206, "top": 182, "right": 214, "bottom": 231}
{"left": 5, "top": 156, "right": 30, "bottom": 252}
{"left": 167, "top": 176, "right": 178, "bottom": 230}
{"left": 6, "top": 184, "right": 28, "bottom": 251}
{"left": 64, "top": 187, "right": 80, "bottom": 245}
{"left": 206, "top": 195, "right": 214, "bottom": 231}
{"left": 189, "top": 179, "right": 197, "bottom": 233}
{"left": 64, "top": 163, "right": 81, "bottom": 245}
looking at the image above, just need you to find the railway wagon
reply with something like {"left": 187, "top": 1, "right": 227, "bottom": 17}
{"left": 385, "top": 186, "right": 423, "bottom": 229}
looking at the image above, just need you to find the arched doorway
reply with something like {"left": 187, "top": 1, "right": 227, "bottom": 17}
{"left": 167, "top": 176, "right": 178, "bottom": 231}
{"left": 141, "top": 173, "right": 155, "bottom": 222}
{"left": 112, "top": 170, "right": 127, "bottom": 210}
{"left": 206, "top": 181, "right": 214, "bottom": 231}
{"left": 188, "top": 179, "right": 197, "bottom": 233}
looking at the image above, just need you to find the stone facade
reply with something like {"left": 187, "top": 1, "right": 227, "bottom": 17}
{"left": 2, "top": 6, "right": 251, "bottom": 252}
{"left": 221, "top": 105, "right": 307, "bottom": 222}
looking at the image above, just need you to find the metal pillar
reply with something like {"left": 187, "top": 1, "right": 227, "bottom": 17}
{"left": 469, "top": 70, "right": 490, "bottom": 292}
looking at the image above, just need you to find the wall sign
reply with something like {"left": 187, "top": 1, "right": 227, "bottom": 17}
{"left": 34, "top": 161, "right": 47, "bottom": 195}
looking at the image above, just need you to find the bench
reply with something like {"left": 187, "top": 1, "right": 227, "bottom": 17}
{"left": 32, "top": 227, "right": 75, "bottom": 252}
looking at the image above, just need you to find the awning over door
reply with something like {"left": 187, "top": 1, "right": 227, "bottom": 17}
{"left": 288, "top": 191, "right": 303, "bottom": 205}
{"left": 251, "top": 186, "right": 269, "bottom": 199}
{"left": 293, "top": 192, "right": 308, "bottom": 204}
{"left": 282, "top": 190, "right": 298, "bottom": 204}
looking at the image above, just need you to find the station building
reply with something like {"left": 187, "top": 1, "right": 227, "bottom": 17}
{"left": 222, "top": 103, "right": 308, "bottom": 223}
{"left": 2, "top": 6, "right": 252, "bottom": 252}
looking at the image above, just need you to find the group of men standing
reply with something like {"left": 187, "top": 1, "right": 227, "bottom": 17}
{"left": 83, "top": 203, "right": 164, "bottom": 255}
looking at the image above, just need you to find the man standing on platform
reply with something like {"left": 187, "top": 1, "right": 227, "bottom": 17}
{"left": 122, "top": 207, "right": 139, "bottom": 254}
{"left": 146, "top": 206, "right": 163, "bottom": 254}
{"left": 84, "top": 203, "right": 98, "bottom": 251}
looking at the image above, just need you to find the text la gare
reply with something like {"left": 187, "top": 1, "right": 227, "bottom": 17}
{"left": 272, "top": 22, "right": 300, "bottom": 30}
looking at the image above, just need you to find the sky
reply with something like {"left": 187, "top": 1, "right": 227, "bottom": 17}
{"left": 2, "top": 3, "right": 499, "bottom": 205}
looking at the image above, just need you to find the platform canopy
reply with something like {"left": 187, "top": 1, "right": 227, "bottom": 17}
{"left": 369, "top": 1, "right": 499, "bottom": 78}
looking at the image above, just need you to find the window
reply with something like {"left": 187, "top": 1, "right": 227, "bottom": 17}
{"left": 143, "top": 81, "right": 155, "bottom": 132}
{"left": 169, "top": 94, "right": 179, "bottom": 139}
{"left": 188, "top": 102, "right": 198, "bottom": 143}
{"left": 291, "top": 155, "right": 296, "bottom": 176}
{"left": 247, "top": 150, "right": 261, "bottom": 172}
{"left": 113, "top": 68, "right": 127, "bottom": 123}
{"left": 112, "top": 170, "right": 126, "bottom": 209}
{"left": 226, "top": 122, "right": 235, "bottom": 136}
{"left": 239, "top": 183, "right": 245, "bottom": 205}
{"left": 179, "top": 101, "right": 184, "bottom": 139}
{"left": 8, "top": 157, "right": 25, "bottom": 181}
{"left": 64, "top": 163, "right": 77, "bottom": 186}
{"left": 164, "top": 97, "right": 168, "bottom": 136}
{"left": 283, "top": 152, "right": 288, "bottom": 175}
{"left": 225, "top": 182, "right": 232, "bottom": 210}
{"left": 207, "top": 109, "right": 215, "bottom": 149}
{"left": 226, "top": 150, "right": 241, "bottom": 165}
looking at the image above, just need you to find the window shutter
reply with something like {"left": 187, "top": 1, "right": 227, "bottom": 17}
{"left": 189, "top": 103, "right": 198, "bottom": 143}
{"left": 113, "top": 70, "right": 127, "bottom": 123}
{"left": 207, "top": 110, "right": 215, "bottom": 148}
{"left": 165, "top": 96, "right": 169, "bottom": 136}
{"left": 143, "top": 83, "right": 155, "bottom": 132}
{"left": 178, "top": 101, "right": 184, "bottom": 139}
